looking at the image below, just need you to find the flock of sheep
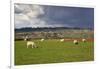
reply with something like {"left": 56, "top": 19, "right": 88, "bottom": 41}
{"left": 25, "top": 38, "right": 86, "bottom": 48}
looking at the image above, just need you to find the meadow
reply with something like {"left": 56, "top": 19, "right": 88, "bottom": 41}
{"left": 15, "top": 39, "right": 94, "bottom": 65}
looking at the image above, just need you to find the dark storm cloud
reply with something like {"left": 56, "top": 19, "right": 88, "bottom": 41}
{"left": 40, "top": 5, "right": 94, "bottom": 28}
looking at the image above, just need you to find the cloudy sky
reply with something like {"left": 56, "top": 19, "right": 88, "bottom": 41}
{"left": 14, "top": 3, "right": 94, "bottom": 29}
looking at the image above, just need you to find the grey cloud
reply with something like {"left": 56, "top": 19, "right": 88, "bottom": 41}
{"left": 14, "top": 4, "right": 94, "bottom": 29}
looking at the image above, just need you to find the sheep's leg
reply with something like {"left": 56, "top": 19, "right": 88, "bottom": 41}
{"left": 34, "top": 44, "right": 37, "bottom": 48}
{"left": 32, "top": 45, "right": 33, "bottom": 48}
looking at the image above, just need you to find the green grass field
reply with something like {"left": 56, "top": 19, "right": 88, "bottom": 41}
{"left": 15, "top": 39, "right": 94, "bottom": 65}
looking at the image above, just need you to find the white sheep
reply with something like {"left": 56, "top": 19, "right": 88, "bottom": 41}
{"left": 24, "top": 38, "right": 27, "bottom": 41}
{"left": 40, "top": 39, "right": 44, "bottom": 42}
{"left": 27, "top": 41, "right": 37, "bottom": 48}
{"left": 73, "top": 40, "right": 78, "bottom": 45}
{"left": 82, "top": 38, "right": 86, "bottom": 42}
{"left": 24, "top": 36, "right": 28, "bottom": 41}
{"left": 60, "top": 39, "right": 64, "bottom": 42}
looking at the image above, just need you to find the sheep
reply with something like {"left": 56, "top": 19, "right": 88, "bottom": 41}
{"left": 82, "top": 38, "right": 86, "bottom": 42}
{"left": 27, "top": 41, "right": 37, "bottom": 48}
{"left": 40, "top": 39, "right": 44, "bottom": 42}
{"left": 73, "top": 40, "right": 78, "bottom": 45}
{"left": 24, "top": 38, "right": 27, "bottom": 41}
{"left": 60, "top": 39, "right": 64, "bottom": 42}
{"left": 24, "top": 36, "right": 28, "bottom": 41}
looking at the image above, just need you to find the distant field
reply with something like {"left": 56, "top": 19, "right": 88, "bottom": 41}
{"left": 15, "top": 39, "right": 94, "bottom": 65}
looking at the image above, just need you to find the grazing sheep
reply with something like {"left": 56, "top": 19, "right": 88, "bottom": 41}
{"left": 82, "top": 38, "right": 86, "bottom": 42}
{"left": 24, "top": 38, "right": 27, "bottom": 41}
{"left": 73, "top": 40, "right": 78, "bottom": 45}
{"left": 27, "top": 41, "right": 37, "bottom": 48}
{"left": 60, "top": 39, "right": 64, "bottom": 42}
{"left": 24, "top": 36, "right": 28, "bottom": 41}
{"left": 40, "top": 39, "right": 44, "bottom": 42}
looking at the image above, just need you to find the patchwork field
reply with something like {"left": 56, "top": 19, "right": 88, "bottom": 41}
{"left": 15, "top": 39, "right": 94, "bottom": 65}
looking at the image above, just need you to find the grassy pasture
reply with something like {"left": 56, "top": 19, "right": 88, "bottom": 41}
{"left": 15, "top": 39, "right": 94, "bottom": 65}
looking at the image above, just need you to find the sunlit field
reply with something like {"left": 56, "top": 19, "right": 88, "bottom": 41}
{"left": 15, "top": 39, "right": 94, "bottom": 65}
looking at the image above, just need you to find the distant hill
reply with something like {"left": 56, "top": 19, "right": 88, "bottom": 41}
{"left": 15, "top": 27, "right": 93, "bottom": 32}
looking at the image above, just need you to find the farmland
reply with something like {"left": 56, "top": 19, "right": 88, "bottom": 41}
{"left": 14, "top": 4, "right": 94, "bottom": 65}
{"left": 15, "top": 39, "right": 94, "bottom": 65}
